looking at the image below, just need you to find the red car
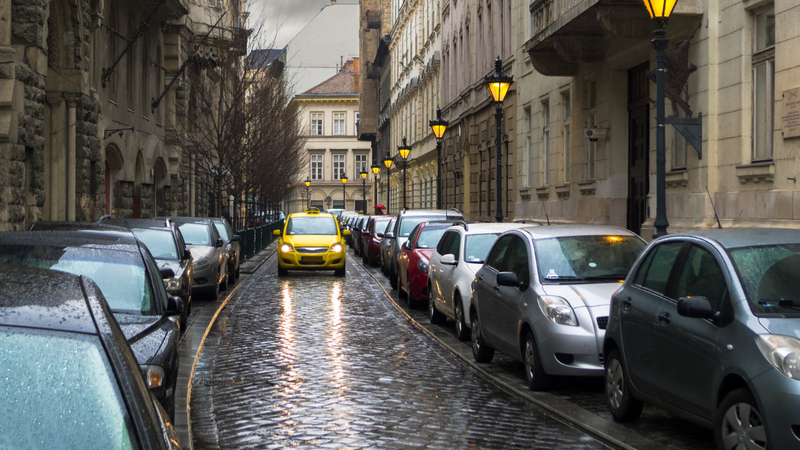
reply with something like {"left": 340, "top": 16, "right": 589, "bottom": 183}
{"left": 398, "top": 221, "right": 452, "bottom": 307}
{"left": 362, "top": 216, "right": 393, "bottom": 266}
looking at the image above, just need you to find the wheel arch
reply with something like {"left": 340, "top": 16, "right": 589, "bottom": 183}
{"left": 518, "top": 321, "right": 535, "bottom": 359}
{"left": 716, "top": 372, "right": 751, "bottom": 409}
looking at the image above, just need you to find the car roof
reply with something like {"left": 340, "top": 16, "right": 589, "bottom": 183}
{"left": 155, "top": 216, "right": 213, "bottom": 225}
{"left": 0, "top": 229, "right": 141, "bottom": 251}
{"left": 663, "top": 228, "right": 800, "bottom": 249}
{"left": 399, "top": 209, "right": 463, "bottom": 218}
{"left": 100, "top": 218, "right": 171, "bottom": 229}
{"left": 31, "top": 221, "right": 130, "bottom": 233}
{"left": 288, "top": 211, "right": 336, "bottom": 219}
{"left": 519, "top": 224, "right": 641, "bottom": 240}
{"left": 450, "top": 222, "right": 530, "bottom": 234}
{"left": 0, "top": 263, "right": 100, "bottom": 334}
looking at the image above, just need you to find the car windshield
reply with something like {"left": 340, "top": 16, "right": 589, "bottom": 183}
{"left": 178, "top": 223, "right": 211, "bottom": 246}
{"left": 729, "top": 243, "right": 800, "bottom": 316}
{"left": 399, "top": 216, "right": 445, "bottom": 237}
{"left": 0, "top": 327, "right": 137, "bottom": 449}
{"left": 416, "top": 228, "right": 448, "bottom": 249}
{"left": 533, "top": 235, "right": 645, "bottom": 282}
{"left": 465, "top": 234, "right": 501, "bottom": 263}
{"left": 213, "top": 222, "right": 230, "bottom": 240}
{"left": 132, "top": 229, "right": 179, "bottom": 260}
{"left": 286, "top": 216, "right": 338, "bottom": 235}
{"left": 0, "top": 246, "right": 154, "bottom": 315}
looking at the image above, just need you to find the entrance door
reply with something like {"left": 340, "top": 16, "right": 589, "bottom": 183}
{"left": 627, "top": 63, "right": 650, "bottom": 236}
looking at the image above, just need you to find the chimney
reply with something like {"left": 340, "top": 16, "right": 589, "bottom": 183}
{"left": 352, "top": 57, "right": 360, "bottom": 74}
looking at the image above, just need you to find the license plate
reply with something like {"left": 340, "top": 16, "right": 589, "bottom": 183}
{"left": 301, "top": 256, "right": 323, "bottom": 263}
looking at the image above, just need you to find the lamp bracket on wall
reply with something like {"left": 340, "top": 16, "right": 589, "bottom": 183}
{"left": 104, "top": 126, "right": 135, "bottom": 140}
{"left": 666, "top": 113, "right": 703, "bottom": 159}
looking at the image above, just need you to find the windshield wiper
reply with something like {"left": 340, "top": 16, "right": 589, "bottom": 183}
{"left": 579, "top": 274, "right": 628, "bottom": 281}
{"left": 759, "top": 299, "right": 800, "bottom": 309}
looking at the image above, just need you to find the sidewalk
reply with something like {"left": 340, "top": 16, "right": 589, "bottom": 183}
{"left": 173, "top": 242, "right": 277, "bottom": 450}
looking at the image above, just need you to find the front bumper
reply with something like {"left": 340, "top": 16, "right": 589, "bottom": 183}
{"left": 534, "top": 305, "right": 607, "bottom": 376}
{"left": 192, "top": 264, "right": 219, "bottom": 292}
{"left": 750, "top": 368, "right": 800, "bottom": 447}
{"left": 279, "top": 249, "right": 345, "bottom": 270}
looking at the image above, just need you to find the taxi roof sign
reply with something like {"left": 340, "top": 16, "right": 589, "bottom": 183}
{"left": 305, "top": 207, "right": 321, "bottom": 214}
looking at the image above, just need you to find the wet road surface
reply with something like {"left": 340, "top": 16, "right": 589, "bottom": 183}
{"left": 190, "top": 253, "right": 613, "bottom": 449}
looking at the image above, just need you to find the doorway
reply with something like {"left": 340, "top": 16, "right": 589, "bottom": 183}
{"left": 627, "top": 63, "right": 650, "bottom": 236}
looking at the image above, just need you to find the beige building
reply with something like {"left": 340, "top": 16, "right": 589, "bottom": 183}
{"left": 517, "top": 0, "right": 800, "bottom": 236}
{"left": 288, "top": 59, "right": 374, "bottom": 214}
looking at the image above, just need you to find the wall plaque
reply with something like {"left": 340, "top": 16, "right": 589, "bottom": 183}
{"left": 783, "top": 87, "right": 800, "bottom": 139}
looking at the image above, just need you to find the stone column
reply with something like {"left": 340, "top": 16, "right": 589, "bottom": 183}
{"left": 46, "top": 93, "right": 63, "bottom": 220}
{"left": 65, "top": 96, "right": 77, "bottom": 221}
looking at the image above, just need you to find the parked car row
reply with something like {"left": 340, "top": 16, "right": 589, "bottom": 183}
{"left": 350, "top": 209, "right": 799, "bottom": 449}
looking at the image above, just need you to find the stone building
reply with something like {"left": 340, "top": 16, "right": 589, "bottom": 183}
{"left": 518, "top": 0, "right": 800, "bottom": 235}
{"left": 288, "top": 58, "right": 373, "bottom": 214}
{"left": 0, "top": 0, "right": 246, "bottom": 231}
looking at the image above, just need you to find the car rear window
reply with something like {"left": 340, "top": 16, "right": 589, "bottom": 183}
{"left": 287, "top": 216, "right": 338, "bottom": 235}
{"left": 0, "top": 246, "right": 155, "bottom": 315}
{"left": 0, "top": 327, "right": 137, "bottom": 449}
{"left": 178, "top": 223, "right": 211, "bottom": 246}
{"left": 132, "top": 229, "right": 179, "bottom": 260}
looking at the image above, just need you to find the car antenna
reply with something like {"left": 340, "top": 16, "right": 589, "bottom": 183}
{"left": 540, "top": 196, "right": 550, "bottom": 225}
{"left": 705, "top": 185, "right": 722, "bottom": 229}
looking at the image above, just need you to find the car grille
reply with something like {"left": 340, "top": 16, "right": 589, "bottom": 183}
{"left": 296, "top": 247, "right": 328, "bottom": 253}
{"left": 596, "top": 316, "right": 609, "bottom": 330}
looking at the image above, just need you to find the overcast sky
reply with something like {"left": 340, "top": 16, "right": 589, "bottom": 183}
{"left": 248, "top": 0, "right": 359, "bottom": 49}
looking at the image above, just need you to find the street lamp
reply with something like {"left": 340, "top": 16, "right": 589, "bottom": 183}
{"left": 304, "top": 179, "right": 310, "bottom": 209}
{"left": 383, "top": 151, "right": 393, "bottom": 214}
{"left": 360, "top": 169, "right": 368, "bottom": 215}
{"left": 429, "top": 108, "right": 449, "bottom": 210}
{"left": 484, "top": 57, "right": 513, "bottom": 223}
{"left": 642, "top": 0, "right": 677, "bottom": 238}
{"left": 341, "top": 174, "right": 347, "bottom": 210}
{"left": 371, "top": 163, "right": 380, "bottom": 214}
{"left": 398, "top": 137, "right": 411, "bottom": 210}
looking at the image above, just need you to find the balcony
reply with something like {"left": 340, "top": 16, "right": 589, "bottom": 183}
{"left": 366, "top": 11, "right": 381, "bottom": 30}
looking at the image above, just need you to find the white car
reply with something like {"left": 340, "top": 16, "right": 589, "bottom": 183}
{"left": 428, "top": 222, "right": 529, "bottom": 340}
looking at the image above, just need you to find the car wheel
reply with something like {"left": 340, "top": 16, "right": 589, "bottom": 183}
{"left": 278, "top": 266, "right": 288, "bottom": 276}
{"left": 334, "top": 267, "right": 346, "bottom": 277}
{"left": 389, "top": 266, "right": 398, "bottom": 289}
{"left": 523, "top": 331, "right": 551, "bottom": 391}
{"left": 428, "top": 294, "right": 445, "bottom": 324}
{"left": 235, "top": 266, "right": 240, "bottom": 279}
{"left": 605, "top": 349, "right": 643, "bottom": 422}
{"left": 715, "top": 389, "right": 767, "bottom": 450}
{"left": 471, "top": 316, "right": 494, "bottom": 363}
{"left": 454, "top": 296, "right": 470, "bottom": 341}
{"left": 180, "top": 305, "right": 188, "bottom": 332}
{"left": 220, "top": 270, "right": 228, "bottom": 291}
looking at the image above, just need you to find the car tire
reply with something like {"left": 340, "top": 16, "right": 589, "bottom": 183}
{"left": 278, "top": 266, "right": 288, "bottom": 276}
{"left": 389, "top": 266, "right": 398, "bottom": 289}
{"left": 523, "top": 331, "right": 551, "bottom": 391}
{"left": 454, "top": 296, "right": 470, "bottom": 341}
{"left": 398, "top": 271, "right": 408, "bottom": 300}
{"left": 471, "top": 316, "right": 494, "bottom": 363}
{"left": 428, "top": 294, "right": 445, "bottom": 324}
{"left": 334, "top": 267, "right": 346, "bottom": 277}
{"left": 605, "top": 349, "right": 643, "bottom": 422}
{"left": 715, "top": 389, "right": 766, "bottom": 450}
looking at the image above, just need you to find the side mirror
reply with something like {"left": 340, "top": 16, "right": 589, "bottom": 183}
{"left": 231, "top": 235, "right": 242, "bottom": 242}
{"left": 167, "top": 296, "right": 183, "bottom": 316}
{"left": 183, "top": 249, "right": 192, "bottom": 260}
{"left": 158, "top": 268, "right": 175, "bottom": 279}
{"left": 402, "top": 241, "right": 411, "bottom": 250}
{"left": 377, "top": 232, "right": 384, "bottom": 238}
{"left": 343, "top": 229, "right": 351, "bottom": 236}
{"left": 216, "top": 238, "right": 224, "bottom": 248}
{"left": 385, "top": 232, "right": 395, "bottom": 239}
{"left": 440, "top": 254, "right": 457, "bottom": 266}
{"left": 677, "top": 297, "right": 715, "bottom": 319}
{"left": 497, "top": 271, "right": 528, "bottom": 291}
{"left": 273, "top": 229, "right": 281, "bottom": 236}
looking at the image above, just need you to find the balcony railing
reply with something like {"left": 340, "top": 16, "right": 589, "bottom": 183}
{"left": 366, "top": 11, "right": 381, "bottom": 30}
{"left": 530, "top": 0, "right": 585, "bottom": 37}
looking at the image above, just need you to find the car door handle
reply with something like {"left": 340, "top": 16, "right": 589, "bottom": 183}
{"left": 621, "top": 297, "right": 632, "bottom": 310}
{"left": 657, "top": 312, "right": 671, "bottom": 325}
{"left": 493, "top": 285, "right": 500, "bottom": 291}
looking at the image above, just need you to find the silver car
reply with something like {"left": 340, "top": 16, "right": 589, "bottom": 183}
{"left": 211, "top": 217, "right": 241, "bottom": 281}
{"left": 604, "top": 228, "right": 800, "bottom": 449}
{"left": 171, "top": 218, "right": 229, "bottom": 300}
{"left": 379, "top": 216, "right": 397, "bottom": 276}
{"left": 470, "top": 225, "right": 645, "bottom": 390}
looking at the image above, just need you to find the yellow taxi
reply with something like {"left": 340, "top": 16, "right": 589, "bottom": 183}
{"left": 273, "top": 208, "right": 350, "bottom": 276}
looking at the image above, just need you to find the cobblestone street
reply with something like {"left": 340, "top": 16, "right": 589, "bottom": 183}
{"left": 189, "top": 252, "right": 612, "bottom": 449}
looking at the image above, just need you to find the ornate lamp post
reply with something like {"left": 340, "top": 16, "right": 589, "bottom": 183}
{"left": 642, "top": 0, "right": 677, "bottom": 238}
{"left": 484, "top": 57, "right": 513, "bottom": 222}
{"left": 360, "top": 169, "right": 368, "bottom": 215}
{"left": 304, "top": 179, "right": 310, "bottom": 209}
{"left": 429, "top": 108, "right": 449, "bottom": 210}
{"left": 371, "top": 163, "right": 380, "bottom": 213}
{"left": 341, "top": 174, "right": 347, "bottom": 210}
{"left": 383, "top": 152, "right": 394, "bottom": 214}
{"left": 398, "top": 138, "right": 411, "bottom": 210}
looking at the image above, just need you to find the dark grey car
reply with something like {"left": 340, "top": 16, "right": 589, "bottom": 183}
{"left": 603, "top": 228, "right": 800, "bottom": 450}
{"left": 211, "top": 217, "right": 242, "bottom": 281}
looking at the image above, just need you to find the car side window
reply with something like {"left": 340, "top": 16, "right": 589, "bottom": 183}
{"left": 672, "top": 245, "right": 728, "bottom": 311}
{"left": 634, "top": 241, "right": 683, "bottom": 295}
{"left": 506, "top": 236, "right": 530, "bottom": 286}
{"left": 486, "top": 235, "right": 514, "bottom": 272}
{"left": 437, "top": 232, "right": 454, "bottom": 255}
{"left": 448, "top": 232, "right": 462, "bottom": 260}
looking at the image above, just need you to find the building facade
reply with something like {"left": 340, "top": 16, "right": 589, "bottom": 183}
{"left": 289, "top": 59, "right": 373, "bottom": 214}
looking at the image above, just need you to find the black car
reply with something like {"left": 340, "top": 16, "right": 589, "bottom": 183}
{"left": 0, "top": 263, "right": 181, "bottom": 449}
{"left": 98, "top": 217, "right": 194, "bottom": 330}
{"left": 0, "top": 227, "right": 182, "bottom": 419}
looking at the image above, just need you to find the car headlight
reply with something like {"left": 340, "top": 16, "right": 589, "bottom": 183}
{"left": 537, "top": 296, "right": 578, "bottom": 326}
{"left": 193, "top": 258, "right": 209, "bottom": 270}
{"left": 142, "top": 365, "right": 165, "bottom": 389}
{"left": 165, "top": 277, "right": 181, "bottom": 291}
{"left": 280, "top": 243, "right": 294, "bottom": 253}
{"left": 417, "top": 257, "right": 429, "bottom": 274}
{"left": 330, "top": 243, "right": 343, "bottom": 253}
{"left": 757, "top": 335, "right": 800, "bottom": 380}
